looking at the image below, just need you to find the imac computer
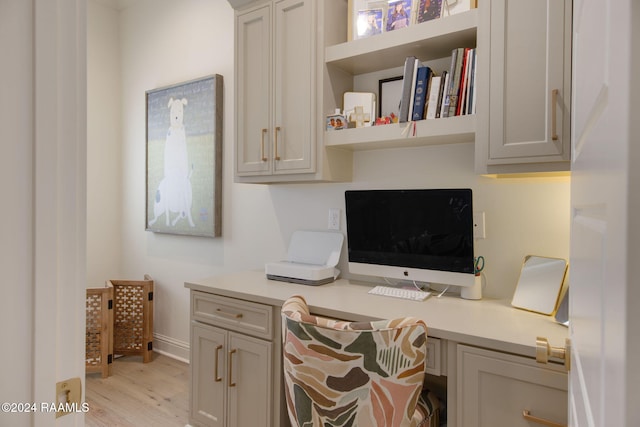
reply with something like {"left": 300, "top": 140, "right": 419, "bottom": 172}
{"left": 345, "top": 188, "right": 481, "bottom": 299}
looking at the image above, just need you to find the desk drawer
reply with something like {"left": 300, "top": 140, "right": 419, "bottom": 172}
{"left": 457, "top": 344, "right": 567, "bottom": 427}
{"left": 191, "top": 291, "right": 273, "bottom": 340}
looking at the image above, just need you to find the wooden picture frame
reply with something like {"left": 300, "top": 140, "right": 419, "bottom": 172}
{"left": 145, "top": 75, "right": 223, "bottom": 237}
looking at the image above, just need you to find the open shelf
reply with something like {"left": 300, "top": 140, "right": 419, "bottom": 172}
{"left": 324, "top": 115, "right": 475, "bottom": 151}
{"left": 325, "top": 9, "right": 478, "bottom": 75}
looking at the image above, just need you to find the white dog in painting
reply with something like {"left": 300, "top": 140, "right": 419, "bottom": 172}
{"left": 148, "top": 97, "right": 195, "bottom": 227}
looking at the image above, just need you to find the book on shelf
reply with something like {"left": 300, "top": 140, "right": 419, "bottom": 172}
{"left": 399, "top": 56, "right": 417, "bottom": 123}
{"left": 436, "top": 71, "right": 448, "bottom": 118}
{"left": 425, "top": 75, "right": 442, "bottom": 120}
{"left": 407, "top": 59, "right": 420, "bottom": 120}
{"left": 411, "top": 66, "right": 432, "bottom": 121}
{"left": 448, "top": 47, "right": 466, "bottom": 117}
{"left": 441, "top": 48, "right": 457, "bottom": 118}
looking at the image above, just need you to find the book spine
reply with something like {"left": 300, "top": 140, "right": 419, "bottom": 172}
{"left": 411, "top": 66, "right": 431, "bottom": 121}
{"left": 457, "top": 48, "right": 470, "bottom": 116}
{"left": 448, "top": 47, "right": 466, "bottom": 117}
{"left": 441, "top": 49, "right": 458, "bottom": 118}
{"left": 468, "top": 49, "right": 477, "bottom": 114}
{"left": 399, "top": 56, "right": 417, "bottom": 123}
{"left": 438, "top": 71, "right": 450, "bottom": 119}
{"left": 425, "top": 75, "right": 442, "bottom": 120}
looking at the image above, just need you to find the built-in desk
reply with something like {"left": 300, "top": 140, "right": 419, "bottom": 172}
{"left": 186, "top": 270, "right": 569, "bottom": 427}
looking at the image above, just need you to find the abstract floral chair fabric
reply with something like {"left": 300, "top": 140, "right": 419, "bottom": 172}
{"left": 281, "top": 295, "right": 439, "bottom": 427}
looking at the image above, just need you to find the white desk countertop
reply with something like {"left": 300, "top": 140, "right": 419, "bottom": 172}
{"left": 185, "top": 270, "right": 568, "bottom": 359}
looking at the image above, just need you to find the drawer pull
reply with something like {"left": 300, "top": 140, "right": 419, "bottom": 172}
{"left": 523, "top": 410, "right": 566, "bottom": 427}
{"left": 216, "top": 308, "right": 243, "bottom": 319}
{"left": 228, "top": 349, "right": 237, "bottom": 387}
{"left": 214, "top": 345, "right": 223, "bottom": 382}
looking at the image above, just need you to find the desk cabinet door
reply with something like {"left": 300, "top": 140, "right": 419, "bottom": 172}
{"left": 227, "top": 332, "right": 272, "bottom": 427}
{"left": 191, "top": 322, "right": 226, "bottom": 427}
{"left": 457, "top": 344, "right": 568, "bottom": 427}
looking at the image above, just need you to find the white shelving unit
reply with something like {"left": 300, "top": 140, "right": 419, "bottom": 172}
{"left": 323, "top": 9, "right": 478, "bottom": 152}
{"left": 325, "top": 115, "right": 475, "bottom": 150}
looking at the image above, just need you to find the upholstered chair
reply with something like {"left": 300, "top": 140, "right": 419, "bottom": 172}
{"left": 281, "top": 295, "right": 439, "bottom": 427}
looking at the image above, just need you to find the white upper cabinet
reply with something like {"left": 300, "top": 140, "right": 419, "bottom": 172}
{"left": 475, "top": 0, "right": 572, "bottom": 174}
{"left": 235, "top": 0, "right": 352, "bottom": 183}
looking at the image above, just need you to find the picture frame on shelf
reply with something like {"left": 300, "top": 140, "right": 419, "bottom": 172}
{"left": 145, "top": 74, "right": 223, "bottom": 237}
{"left": 348, "top": 0, "right": 388, "bottom": 41}
{"left": 378, "top": 76, "right": 403, "bottom": 123}
{"left": 416, "top": 0, "right": 443, "bottom": 24}
{"left": 440, "top": 0, "right": 477, "bottom": 17}
{"left": 386, "top": 0, "right": 413, "bottom": 32}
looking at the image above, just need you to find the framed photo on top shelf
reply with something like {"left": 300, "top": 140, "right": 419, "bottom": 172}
{"left": 348, "top": 0, "right": 388, "bottom": 40}
{"left": 440, "top": 0, "right": 477, "bottom": 17}
{"left": 416, "top": 0, "right": 442, "bottom": 23}
{"left": 386, "top": 0, "right": 413, "bottom": 32}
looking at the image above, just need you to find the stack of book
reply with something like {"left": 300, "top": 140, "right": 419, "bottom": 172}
{"left": 398, "top": 47, "right": 477, "bottom": 123}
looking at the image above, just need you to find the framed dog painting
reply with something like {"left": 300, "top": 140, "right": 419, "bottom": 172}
{"left": 145, "top": 75, "right": 223, "bottom": 237}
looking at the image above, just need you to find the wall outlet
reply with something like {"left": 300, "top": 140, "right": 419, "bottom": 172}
{"left": 328, "top": 208, "right": 340, "bottom": 230}
{"left": 473, "top": 211, "right": 486, "bottom": 239}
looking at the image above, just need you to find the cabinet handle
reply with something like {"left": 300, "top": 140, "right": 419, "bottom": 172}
{"left": 536, "top": 337, "right": 571, "bottom": 371}
{"left": 260, "top": 128, "right": 267, "bottom": 162}
{"left": 274, "top": 126, "right": 281, "bottom": 161}
{"left": 214, "top": 345, "right": 223, "bottom": 382}
{"left": 551, "top": 89, "right": 559, "bottom": 141}
{"left": 523, "top": 410, "right": 566, "bottom": 427}
{"left": 228, "top": 349, "right": 237, "bottom": 387}
{"left": 215, "top": 308, "right": 243, "bottom": 319}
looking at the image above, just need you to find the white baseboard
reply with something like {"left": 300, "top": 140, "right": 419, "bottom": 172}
{"left": 153, "top": 333, "right": 190, "bottom": 363}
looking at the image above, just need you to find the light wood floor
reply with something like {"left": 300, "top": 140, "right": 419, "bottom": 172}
{"left": 85, "top": 354, "right": 189, "bottom": 426}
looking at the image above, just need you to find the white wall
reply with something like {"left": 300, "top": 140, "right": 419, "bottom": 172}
{"left": 87, "top": 0, "right": 570, "bottom": 361}
{"left": 87, "top": 0, "right": 123, "bottom": 285}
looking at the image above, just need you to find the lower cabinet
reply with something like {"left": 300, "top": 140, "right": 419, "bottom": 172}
{"left": 189, "top": 291, "right": 276, "bottom": 427}
{"left": 456, "top": 344, "right": 568, "bottom": 427}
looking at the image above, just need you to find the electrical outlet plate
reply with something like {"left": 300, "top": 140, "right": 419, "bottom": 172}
{"left": 473, "top": 211, "right": 486, "bottom": 239}
{"left": 328, "top": 208, "right": 340, "bottom": 230}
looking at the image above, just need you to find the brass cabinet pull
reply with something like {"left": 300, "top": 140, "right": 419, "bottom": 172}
{"left": 260, "top": 128, "right": 267, "bottom": 161}
{"left": 274, "top": 126, "right": 281, "bottom": 160}
{"left": 536, "top": 337, "right": 571, "bottom": 371}
{"left": 215, "top": 308, "right": 243, "bottom": 319}
{"left": 523, "top": 410, "right": 566, "bottom": 427}
{"left": 551, "top": 89, "right": 559, "bottom": 141}
{"left": 228, "top": 349, "right": 237, "bottom": 387}
{"left": 213, "top": 345, "right": 223, "bottom": 382}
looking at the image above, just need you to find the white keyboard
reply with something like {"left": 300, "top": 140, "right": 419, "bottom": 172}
{"left": 368, "top": 285, "right": 431, "bottom": 301}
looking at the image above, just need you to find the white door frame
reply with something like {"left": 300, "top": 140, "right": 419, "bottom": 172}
{"left": 569, "top": 0, "right": 639, "bottom": 426}
{"left": 33, "top": 0, "right": 87, "bottom": 425}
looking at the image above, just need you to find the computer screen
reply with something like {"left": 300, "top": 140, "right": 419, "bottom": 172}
{"left": 345, "top": 188, "right": 475, "bottom": 286}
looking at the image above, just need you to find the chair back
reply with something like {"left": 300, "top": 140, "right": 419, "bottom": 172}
{"left": 281, "top": 295, "right": 429, "bottom": 427}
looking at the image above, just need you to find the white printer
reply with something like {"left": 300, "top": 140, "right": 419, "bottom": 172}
{"left": 265, "top": 230, "right": 344, "bottom": 286}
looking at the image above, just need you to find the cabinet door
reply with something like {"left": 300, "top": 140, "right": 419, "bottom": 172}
{"left": 273, "top": 0, "right": 315, "bottom": 174}
{"left": 236, "top": 5, "right": 272, "bottom": 176}
{"left": 190, "top": 322, "right": 226, "bottom": 427}
{"left": 226, "top": 332, "right": 272, "bottom": 427}
{"left": 478, "top": 0, "right": 571, "bottom": 172}
{"left": 457, "top": 344, "right": 567, "bottom": 427}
